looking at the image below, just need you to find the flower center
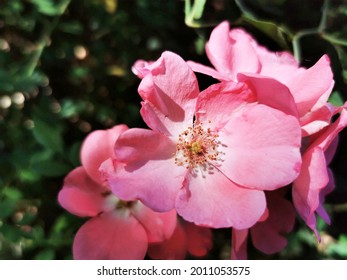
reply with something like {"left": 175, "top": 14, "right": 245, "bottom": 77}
{"left": 174, "top": 122, "right": 221, "bottom": 169}
{"left": 190, "top": 141, "right": 203, "bottom": 154}
{"left": 103, "top": 192, "right": 136, "bottom": 212}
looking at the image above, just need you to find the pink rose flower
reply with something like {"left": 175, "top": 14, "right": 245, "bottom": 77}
{"left": 185, "top": 20, "right": 347, "bottom": 238}
{"left": 231, "top": 189, "right": 295, "bottom": 259}
{"left": 58, "top": 125, "right": 177, "bottom": 259}
{"left": 107, "top": 51, "right": 302, "bottom": 229}
{"left": 293, "top": 106, "right": 347, "bottom": 238}
{"left": 148, "top": 220, "right": 212, "bottom": 260}
{"left": 187, "top": 21, "right": 335, "bottom": 136}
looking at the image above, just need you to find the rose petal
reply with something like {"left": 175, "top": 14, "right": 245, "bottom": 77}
{"left": 108, "top": 159, "right": 185, "bottom": 212}
{"left": 286, "top": 55, "right": 334, "bottom": 116}
{"left": 187, "top": 60, "right": 230, "bottom": 81}
{"left": 182, "top": 221, "right": 212, "bottom": 257}
{"left": 114, "top": 128, "right": 176, "bottom": 163}
{"left": 195, "top": 81, "right": 256, "bottom": 131}
{"left": 131, "top": 202, "right": 177, "bottom": 243}
{"left": 58, "top": 167, "right": 106, "bottom": 217}
{"left": 219, "top": 103, "right": 301, "bottom": 190}
{"left": 311, "top": 108, "right": 347, "bottom": 150}
{"left": 73, "top": 211, "right": 148, "bottom": 260}
{"left": 237, "top": 73, "right": 299, "bottom": 118}
{"left": 176, "top": 167, "right": 266, "bottom": 229}
{"left": 148, "top": 222, "right": 187, "bottom": 260}
{"left": 316, "top": 168, "right": 335, "bottom": 224}
{"left": 300, "top": 104, "right": 334, "bottom": 137}
{"left": 324, "top": 136, "right": 339, "bottom": 165}
{"left": 206, "top": 22, "right": 260, "bottom": 80}
{"left": 131, "top": 59, "right": 155, "bottom": 78}
{"left": 140, "top": 101, "right": 172, "bottom": 135}
{"left": 292, "top": 147, "right": 329, "bottom": 237}
{"left": 251, "top": 190, "right": 295, "bottom": 254}
{"left": 81, "top": 124, "right": 128, "bottom": 185}
{"left": 231, "top": 229, "right": 249, "bottom": 260}
{"left": 138, "top": 51, "right": 199, "bottom": 137}
{"left": 256, "top": 49, "right": 300, "bottom": 85}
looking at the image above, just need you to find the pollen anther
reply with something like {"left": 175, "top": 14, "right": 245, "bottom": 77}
{"left": 174, "top": 122, "right": 221, "bottom": 169}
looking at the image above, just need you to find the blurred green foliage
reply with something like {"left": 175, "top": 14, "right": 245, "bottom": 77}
{"left": 0, "top": 0, "right": 347, "bottom": 259}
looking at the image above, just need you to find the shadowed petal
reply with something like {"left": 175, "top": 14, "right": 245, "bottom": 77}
{"left": 182, "top": 221, "right": 212, "bottom": 257}
{"left": 311, "top": 108, "right": 347, "bottom": 150}
{"left": 131, "top": 203, "right": 177, "bottom": 243}
{"left": 195, "top": 81, "right": 255, "bottom": 131}
{"left": 300, "top": 104, "right": 334, "bottom": 137}
{"left": 294, "top": 109, "right": 347, "bottom": 236}
{"left": 231, "top": 229, "right": 248, "bottom": 260}
{"left": 138, "top": 51, "right": 199, "bottom": 137}
{"left": 148, "top": 222, "right": 187, "bottom": 260}
{"left": 251, "top": 190, "right": 295, "bottom": 254}
{"left": 292, "top": 147, "right": 328, "bottom": 238}
{"left": 316, "top": 168, "right": 335, "bottom": 224}
{"left": 114, "top": 128, "right": 176, "bottom": 163}
{"left": 81, "top": 125, "right": 128, "bottom": 185}
{"left": 237, "top": 73, "right": 298, "bottom": 118}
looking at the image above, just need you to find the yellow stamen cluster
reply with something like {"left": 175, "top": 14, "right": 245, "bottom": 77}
{"left": 174, "top": 122, "right": 220, "bottom": 169}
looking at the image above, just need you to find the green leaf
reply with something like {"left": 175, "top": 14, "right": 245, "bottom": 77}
{"left": 327, "top": 235, "right": 347, "bottom": 258}
{"left": 18, "top": 169, "right": 41, "bottom": 183}
{"left": 0, "top": 199, "right": 17, "bottom": 219}
{"left": 35, "top": 249, "right": 56, "bottom": 260}
{"left": 2, "top": 188, "right": 22, "bottom": 201}
{"left": 0, "top": 69, "right": 47, "bottom": 93}
{"left": 241, "top": 16, "right": 291, "bottom": 49}
{"left": 0, "top": 224, "right": 23, "bottom": 242}
{"left": 329, "top": 91, "right": 344, "bottom": 107}
{"left": 59, "top": 99, "right": 86, "bottom": 118}
{"left": 18, "top": 213, "right": 37, "bottom": 226}
{"left": 70, "top": 66, "right": 90, "bottom": 79}
{"left": 58, "top": 21, "right": 84, "bottom": 35}
{"left": 68, "top": 141, "right": 82, "bottom": 167}
{"left": 32, "top": 117, "right": 64, "bottom": 154}
{"left": 30, "top": 0, "right": 70, "bottom": 16}
{"left": 31, "top": 226, "right": 45, "bottom": 242}
{"left": 32, "top": 160, "right": 70, "bottom": 177}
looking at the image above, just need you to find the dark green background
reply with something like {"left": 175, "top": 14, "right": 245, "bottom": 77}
{"left": 0, "top": 0, "right": 346, "bottom": 259}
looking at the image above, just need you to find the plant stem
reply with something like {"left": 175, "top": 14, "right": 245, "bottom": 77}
{"left": 23, "top": 1, "right": 71, "bottom": 77}
{"left": 292, "top": 0, "right": 330, "bottom": 63}
{"left": 327, "top": 203, "right": 347, "bottom": 213}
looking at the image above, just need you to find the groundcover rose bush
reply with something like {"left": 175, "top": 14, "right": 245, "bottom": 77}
{"left": 187, "top": 21, "right": 335, "bottom": 137}
{"left": 185, "top": 21, "right": 347, "bottom": 257}
{"left": 58, "top": 125, "right": 212, "bottom": 260}
{"left": 58, "top": 20, "right": 347, "bottom": 260}
{"left": 106, "top": 51, "right": 302, "bottom": 230}
{"left": 58, "top": 125, "right": 176, "bottom": 259}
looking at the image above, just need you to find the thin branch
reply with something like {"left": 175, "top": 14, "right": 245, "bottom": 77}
{"left": 291, "top": 0, "right": 330, "bottom": 63}
{"left": 23, "top": 1, "right": 71, "bottom": 77}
